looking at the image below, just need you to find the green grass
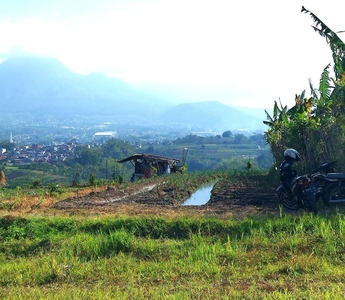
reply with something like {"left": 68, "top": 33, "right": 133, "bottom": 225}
{"left": 2, "top": 213, "right": 345, "bottom": 299}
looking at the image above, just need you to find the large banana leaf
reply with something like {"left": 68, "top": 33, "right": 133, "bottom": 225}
{"left": 319, "top": 64, "right": 332, "bottom": 101}
{"left": 301, "top": 6, "right": 345, "bottom": 79}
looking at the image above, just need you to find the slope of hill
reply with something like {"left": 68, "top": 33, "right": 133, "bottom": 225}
{"left": 160, "top": 101, "right": 265, "bottom": 131}
{"left": 0, "top": 56, "right": 166, "bottom": 116}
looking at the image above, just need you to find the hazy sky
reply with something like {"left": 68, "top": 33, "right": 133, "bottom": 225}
{"left": 0, "top": 0, "right": 344, "bottom": 109}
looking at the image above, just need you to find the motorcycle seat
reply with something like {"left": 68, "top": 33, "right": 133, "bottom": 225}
{"left": 327, "top": 173, "right": 345, "bottom": 179}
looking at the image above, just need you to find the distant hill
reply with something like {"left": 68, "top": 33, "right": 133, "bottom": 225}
{"left": 234, "top": 106, "right": 271, "bottom": 122}
{"left": 161, "top": 101, "right": 265, "bottom": 131}
{"left": 0, "top": 56, "right": 266, "bottom": 131}
{"left": 0, "top": 56, "right": 166, "bottom": 116}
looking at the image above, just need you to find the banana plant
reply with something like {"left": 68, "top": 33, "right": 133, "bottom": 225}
{"left": 301, "top": 6, "right": 345, "bottom": 79}
{"left": 263, "top": 100, "right": 289, "bottom": 161}
{"left": 264, "top": 7, "right": 345, "bottom": 171}
{"left": 302, "top": 6, "right": 345, "bottom": 164}
{"left": 302, "top": 6, "right": 345, "bottom": 114}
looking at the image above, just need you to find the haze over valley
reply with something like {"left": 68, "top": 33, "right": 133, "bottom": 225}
{"left": 0, "top": 56, "right": 267, "bottom": 145}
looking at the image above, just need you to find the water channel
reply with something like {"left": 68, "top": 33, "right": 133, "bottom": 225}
{"left": 182, "top": 181, "right": 217, "bottom": 206}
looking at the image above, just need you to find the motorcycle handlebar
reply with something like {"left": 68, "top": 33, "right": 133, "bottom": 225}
{"left": 311, "top": 160, "right": 337, "bottom": 174}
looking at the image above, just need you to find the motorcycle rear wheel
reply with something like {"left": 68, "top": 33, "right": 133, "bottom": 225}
{"left": 306, "top": 192, "right": 317, "bottom": 215}
{"left": 278, "top": 189, "right": 298, "bottom": 210}
{"left": 328, "top": 186, "right": 345, "bottom": 204}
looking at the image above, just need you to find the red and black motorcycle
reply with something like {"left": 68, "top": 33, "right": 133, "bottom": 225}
{"left": 277, "top": 173, "right": 317, "bottom": 214}
{"left": 277, "top": 160, "right": 344, "bottom": 213}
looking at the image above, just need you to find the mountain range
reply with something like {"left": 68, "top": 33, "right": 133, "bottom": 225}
{"left": 0, "top": 56, "right": 266, "bottom": 131}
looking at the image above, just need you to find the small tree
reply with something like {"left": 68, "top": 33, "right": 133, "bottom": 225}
{"left": 89, "top": 172, "right": 96, "bottom": 186}
{"left": 246, "top": 160, "right": 254, "bottom": 170}
{"left": 32, "top": 178, "right": 42, "bottom": 188}
{"left": 222, "top": 130, "right": 233, "bottom": 138}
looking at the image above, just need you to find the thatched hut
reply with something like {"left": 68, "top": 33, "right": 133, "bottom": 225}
{"left": 118, "top": 153, "right": 180, "bottom": 181}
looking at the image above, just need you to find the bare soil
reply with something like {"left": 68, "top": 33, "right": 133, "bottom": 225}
{"left": 52, "top": 174, "right": 280, "bottom": 219}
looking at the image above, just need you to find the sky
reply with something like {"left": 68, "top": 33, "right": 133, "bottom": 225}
{"left": 0, "top": 0, "right": 344, "bottom": 110}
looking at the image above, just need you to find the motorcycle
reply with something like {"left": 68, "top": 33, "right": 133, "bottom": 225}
{"left": 277, "top": 173, "right": 318, "bottom": 214}
{"left": 277, "top": 160, "right": 345, "bottom": 213}
{"left": 311, "top": 160, "right": 345, "bottom": 206}
{"left": 310, "top": 161, "right": 338, "bottom": 204}
{"left": 325, "top": 173, "right": 345, "bottom": 205}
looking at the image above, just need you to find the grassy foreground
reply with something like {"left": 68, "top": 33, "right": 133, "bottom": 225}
{"left": 1, "top": 213, "right": 345, "bottom": 299}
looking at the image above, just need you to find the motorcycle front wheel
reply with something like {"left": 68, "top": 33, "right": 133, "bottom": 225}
{"left": 278, "top": 189, "right": 299, "bottom": 210}
{"left": 328, "top": 186, "right": 345, "bottom": 204}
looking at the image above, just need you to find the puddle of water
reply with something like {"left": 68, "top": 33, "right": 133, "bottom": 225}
{"left": 182, "top": 182, "right": 217, "bottom": 206}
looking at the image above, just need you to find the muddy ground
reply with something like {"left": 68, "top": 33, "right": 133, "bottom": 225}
{"left": 52, "top": 175, "right": 282, "bottom": 219}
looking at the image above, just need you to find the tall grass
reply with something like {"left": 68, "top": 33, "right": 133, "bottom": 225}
{"left": 2, "top": 213, "right": 345, "bottom": 298}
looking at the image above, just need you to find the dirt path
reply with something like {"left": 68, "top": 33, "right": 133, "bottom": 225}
{"left": 52, "top": 175, "right": 281, "bottom": 218}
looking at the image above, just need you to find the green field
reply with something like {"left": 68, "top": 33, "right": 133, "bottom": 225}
{"left": 2, "top": 213, "right": 345, "bottom": 299}
{"left": 1, "top": 179, "right": 345, "bottom": 300}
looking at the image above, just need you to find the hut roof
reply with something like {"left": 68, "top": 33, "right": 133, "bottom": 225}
{"left": 117, "top": 153, "right": 180, "bottom": 164}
